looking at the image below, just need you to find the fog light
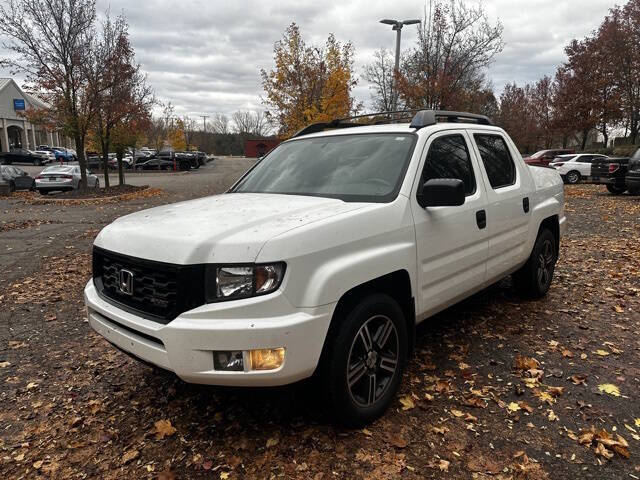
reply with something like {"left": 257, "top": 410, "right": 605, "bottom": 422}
{"left": 249, "top": 348, "right": 285, "bottom": 371}
{"left": 213, "top": 351, "right": 244, "bottom": 371}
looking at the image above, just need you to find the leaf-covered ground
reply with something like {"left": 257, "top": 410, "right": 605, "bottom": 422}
{"left": 0, "top": 184, "right": 639, "bottom": 479}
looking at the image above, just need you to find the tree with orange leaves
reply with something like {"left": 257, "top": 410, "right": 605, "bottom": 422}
{"left": 261, "top": 23, "right": 360, "bottom": 138}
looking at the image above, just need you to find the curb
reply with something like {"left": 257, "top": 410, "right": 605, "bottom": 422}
{"left": 13, "top": 187, "right": 164, "bottom": 205}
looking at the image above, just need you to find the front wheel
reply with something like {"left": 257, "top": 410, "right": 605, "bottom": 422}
{"left": 320, "top": 294, "right": 407, "bottom": 427}
{"left": 513, "top": 228, "right": 557, "bottom": 298}
{"left": 565, "top": 170, "right": 580, "bottom": 184}
{"left": 606, "top": 184, "right": 626, "bottom": 195}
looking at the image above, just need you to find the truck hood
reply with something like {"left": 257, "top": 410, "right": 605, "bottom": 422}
{"left": 93, "top": 193, "right": 366, "bottom": 264}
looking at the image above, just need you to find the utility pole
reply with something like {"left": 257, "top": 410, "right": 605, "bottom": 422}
{"left": 379, "top": 18, "right": 421, "bottom": 113}
{"left": 200, "top": 115, "right": 209, "bottom": 133}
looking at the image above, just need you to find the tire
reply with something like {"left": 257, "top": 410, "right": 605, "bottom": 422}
{"left": 628, "top": 189, "right": 640, "bottom": 196}
{"left": 35, "top": 159, "right": 42, "bottom": 166}
{"left": 39, "top": 190, "right": 48, "bottom": 196}
{"left": 94, "top": 180, "right": 99, "bottom": 189}
{"left": 565, "top": 170, "right": 580, "bottom": 184}
{"left": 30, "top": 180, "right": 36, "bottom": 191}
{"left": 513, "top": 228, "right": 557, "bottom": 298}
{"left": 9, "top": 181, "right": 15, "bottom": 193}
{"left": 320, "top": 293, "right": 408, "bottom": 427}
{"left": 606, "top": 184, "right": 626, "bottom": 195}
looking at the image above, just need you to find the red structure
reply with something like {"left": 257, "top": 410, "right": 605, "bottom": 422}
{"left": 244, "top": 138, "right": 281, "bottom": 158}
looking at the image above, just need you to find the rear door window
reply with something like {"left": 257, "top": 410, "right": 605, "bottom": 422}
{"left": 473, "top": 134, "right": 516, "bottom": 189}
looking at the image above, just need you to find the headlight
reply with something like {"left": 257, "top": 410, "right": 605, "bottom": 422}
{"left": 205, "top": 263, "right": 285, "bottom": 302}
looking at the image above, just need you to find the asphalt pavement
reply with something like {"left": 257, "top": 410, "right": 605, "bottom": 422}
{"left": 12, "top": 157, "right": 255, "bottom": 195}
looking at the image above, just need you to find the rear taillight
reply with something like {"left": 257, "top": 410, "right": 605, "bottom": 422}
{"left": 60, "top": 174, "right": 73, "bottom": 179}
{"left": 35, "top": 175, "right": 42, "bottom": 179}
{"left": 609, "top": 163, "right": 620, "bottom": 173}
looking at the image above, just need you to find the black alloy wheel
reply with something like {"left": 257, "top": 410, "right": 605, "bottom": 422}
{"left": 536, "top": 238, "right": 555, "bottom": 292}
{"left": 346, "top": 314, "right": 399, "bottom": 407}
{"left": 321, "top": 293, "right": 407, "bottom": 426}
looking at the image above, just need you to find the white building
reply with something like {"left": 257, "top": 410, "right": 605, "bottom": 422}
{"left": 0, "top": 78, "right": 72, "bottom": 152}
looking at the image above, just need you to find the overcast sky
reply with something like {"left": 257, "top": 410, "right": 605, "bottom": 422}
{"left": 4, "top": 0, "right": 617, "bottom": 122}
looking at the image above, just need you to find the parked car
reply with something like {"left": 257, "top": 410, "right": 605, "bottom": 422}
{"left": 175, "top": 151, "right": 199, "bottom": 169}
{"left": 157, "top": 150, "right": 192, "bottom": 170}
{"left": 35, "top": 165, "right": 99, "bottom": 194}
{"left": 0, "top": 165, "right": 36, "bottom": 191}
{"left": 193, "top": 151, "right": 207, "bottom": 166}
{"left": 134, "top": 158, "right": 175, "bottom": 170}
{"left": 85, "top": 109, "right": 566, "bottom": 426}
{"left": 590, "top": 156, "right": 630, "bottom": 195}
{"left": 86, "top": 155, "right": 103, "bottom": 170}
{"left": 625, "top": 147, "right": 640, "bottom": 195}
{"left": 523, "top": 148, "right": 575, "bottom": 167}
{"left": 52, "top": 147, "right": 76, "bottom": 162}
{"left": 108, "top": 155, "right": 133, "bottom": 169}
{"left": 549, "top": 153, "right": 609, "bottom": 184}
{"left": 0, "top": 148, "right": 48, "bottom": 165}
{"left": 34, "top": 149, "right": 56, "bottom": 163}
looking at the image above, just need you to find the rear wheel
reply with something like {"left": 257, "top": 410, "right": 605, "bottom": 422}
{"left": 39, "top": 190, "right": 48, "bottom": 196}
{"left": 606, "top": 184, "right": 626, "bottom": 195}
{"left": 9, "top": 181, "right": 15, "bottom": 193}
{"left": 565, "top": 170, "right": 580, "bottom": 184}
{"left": 513, "top": 228, "right": 557, "bottom": 298}
{"left": 35, "top": 159, "right": 42, "bottom": 166}
{"left": 320, "top": 294, "right": 407, "bottom": 427}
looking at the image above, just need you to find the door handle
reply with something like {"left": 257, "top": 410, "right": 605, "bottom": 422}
{"left": 523, "top": 197, "right": 530, "bottom": 213}
{"left": 476, "top": 209, "right": 487, "bottom": 229}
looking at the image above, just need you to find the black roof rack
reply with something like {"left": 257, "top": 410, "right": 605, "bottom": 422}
{"left": 409, "top": 110, "right": 493, "bottom": 129}
{"left": 291, "top": 109, "right": 493, "bottom": 138}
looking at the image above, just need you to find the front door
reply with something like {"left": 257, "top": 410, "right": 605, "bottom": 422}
{"left": 411, "top": 130, "right": 489, "bottom": 319}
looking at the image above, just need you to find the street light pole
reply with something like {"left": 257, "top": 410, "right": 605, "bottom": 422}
{"left": 380, "top": 18, "right": 421, "bottom": 113}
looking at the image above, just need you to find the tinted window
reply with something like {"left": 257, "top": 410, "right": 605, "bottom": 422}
{"left": 474, "top": 134, "right": 516, "bottom": 189}
{"left": 422, "top": 134, "right": 476, "bottom": 195}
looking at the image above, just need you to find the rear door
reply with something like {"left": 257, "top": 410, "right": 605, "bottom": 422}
{"left": 572, "top": 155, "right": 594, "bottom": 178}
{"left": 411, "top": 130, "right": 489, "bottom": 318}
{"left": 469, "top": 131, "right": 535, "bottom": 282}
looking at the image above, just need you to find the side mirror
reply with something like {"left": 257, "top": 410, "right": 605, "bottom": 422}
{"left": 417, "top": 178, "right": 465, "bottom": 208}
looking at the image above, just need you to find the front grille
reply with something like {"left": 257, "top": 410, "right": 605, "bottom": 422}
{"left": 93, "top": 247, "right": 205, "bottom": 323}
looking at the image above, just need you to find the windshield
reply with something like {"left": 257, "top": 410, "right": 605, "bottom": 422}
{"left": 232, "top": 133, "right": 416, "bottom": 202}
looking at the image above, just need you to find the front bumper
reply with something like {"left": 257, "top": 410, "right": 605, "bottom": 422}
{"left": 84, "top": 280, "right": 335, "bottom": 386}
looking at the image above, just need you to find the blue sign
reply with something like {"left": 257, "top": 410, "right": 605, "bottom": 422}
{"left": 13, "top": 99, "right": 25, "bottom": 110}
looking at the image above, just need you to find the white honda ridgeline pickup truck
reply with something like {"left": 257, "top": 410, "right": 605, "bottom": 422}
{"left": 85, "top": 110, "right": 566, "bottom": 425}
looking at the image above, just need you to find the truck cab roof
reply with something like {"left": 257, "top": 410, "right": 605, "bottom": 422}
{"left": 289, "top": 110, "right": 500, "bottom": 142}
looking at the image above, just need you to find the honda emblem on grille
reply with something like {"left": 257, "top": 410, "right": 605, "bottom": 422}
{"left": 119, "top": 269, "right": 134, "bottom": 295}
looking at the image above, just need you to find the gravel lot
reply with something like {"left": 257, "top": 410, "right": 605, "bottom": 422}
{"left": 0, "top": 169, "right": 639, "bottom": 479}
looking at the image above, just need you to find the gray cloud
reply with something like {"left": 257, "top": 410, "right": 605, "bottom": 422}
{"left": 2, "top": 0, "right": 615, "bottom": 119}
